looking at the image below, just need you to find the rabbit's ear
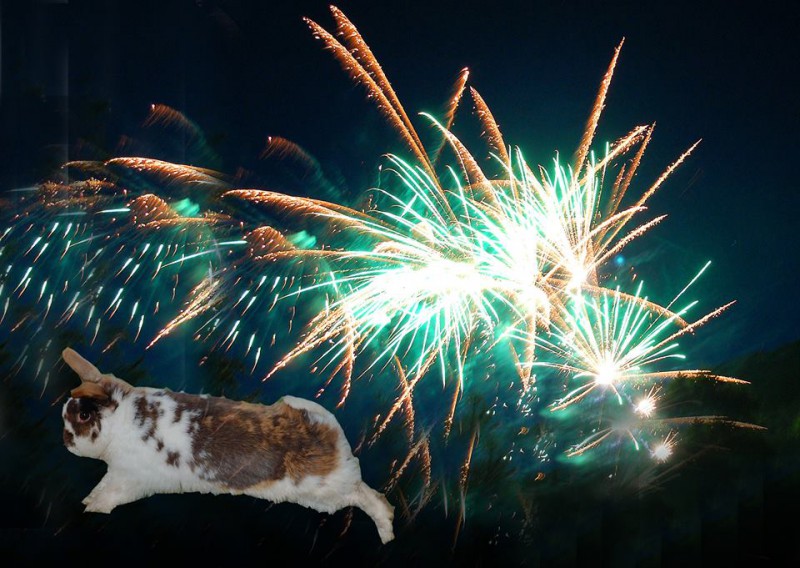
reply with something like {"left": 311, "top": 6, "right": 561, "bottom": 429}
{"left": 70, "top": 381, "right": 110, "bottom": 401}
{"left": 62, "top": 348, "right": 102, "bottom": 383}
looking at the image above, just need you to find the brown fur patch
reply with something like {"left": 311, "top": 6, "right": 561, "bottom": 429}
{"left": 63, "top": 430, "right": 75, "bottom": 447}
{"left": 134, "top": 396, "right": 162, "bottom": 441}
{"left": 70, "top": 382, "right": 108, "bottom": 400}
{"left": 164, "top": 392, "right": 339, "bottom": 489}
{"left": 166, "top": 451, "right": 181, "bottom": 467}
{"left": 63, "top": 398, "right": 102, "bottom": 440}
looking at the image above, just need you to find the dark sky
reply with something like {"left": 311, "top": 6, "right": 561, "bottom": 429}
{"left": 2, "top": 0, "right": 798, "bottom": 365}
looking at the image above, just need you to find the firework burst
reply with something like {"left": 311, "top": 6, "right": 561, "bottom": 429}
{"left": 223, "top": 7, "right": 736, "bottom": 430}
{"left": 0, "top": 153, "right": 243, "bottom": 384}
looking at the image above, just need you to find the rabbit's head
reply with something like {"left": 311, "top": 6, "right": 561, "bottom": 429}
{"left": 61, "top": 348, "right": 132, "bottom": 459}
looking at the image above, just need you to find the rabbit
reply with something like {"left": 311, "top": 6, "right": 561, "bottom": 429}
{"left": 60, "top": 347, "right": 394, "bottom": 544}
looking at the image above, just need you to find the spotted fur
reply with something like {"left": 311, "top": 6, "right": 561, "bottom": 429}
{"left": 60, "top": 348, "right": 394, "bottom": 544}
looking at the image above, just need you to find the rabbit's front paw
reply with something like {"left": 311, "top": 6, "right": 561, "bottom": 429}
{"left": 82, "top": 474, "right": 140, "bottom": 514}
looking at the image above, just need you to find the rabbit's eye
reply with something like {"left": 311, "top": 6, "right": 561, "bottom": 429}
{"left": 78, "top": 410, "right": 91, "bottom": 422}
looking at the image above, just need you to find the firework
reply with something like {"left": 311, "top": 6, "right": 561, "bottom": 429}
{"left": 0, "top": 154, "right": 243, "bottom": 385}
{"left": 224, "top": 8, "right": 730, "bottom": 429}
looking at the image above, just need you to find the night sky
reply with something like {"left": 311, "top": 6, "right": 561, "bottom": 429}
{"left": 1, "top": 0, "right": 799, "bottom": 565}
{"left": 3, "top": 0, "right": 798, "bottom": 364}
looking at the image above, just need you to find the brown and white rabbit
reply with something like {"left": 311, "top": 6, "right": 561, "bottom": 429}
{"left": 60, "top": 347, "right": 394, "bottom": 544}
